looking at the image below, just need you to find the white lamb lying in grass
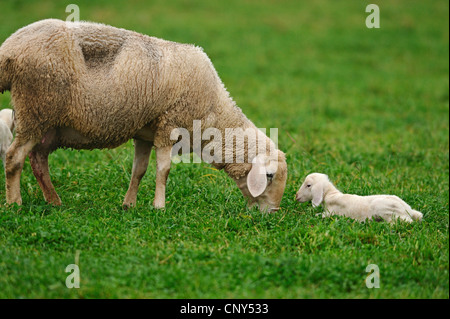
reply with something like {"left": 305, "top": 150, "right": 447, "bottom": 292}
{"left": 296, "top": 173, "right": 423, "bottom": 223}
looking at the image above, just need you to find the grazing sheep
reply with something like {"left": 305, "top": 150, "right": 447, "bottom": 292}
{"left": 0, "top": 19, "right": 287, "bottom": 211}
{"left": 0, "top": 108, "right": 14, "bottom": 166}
{"left": 296, "top": 173, "right": 423, "bottom": 223}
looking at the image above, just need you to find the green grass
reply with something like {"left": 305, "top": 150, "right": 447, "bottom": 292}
{"left": 0, "top": 0, "right": 448, "bottom": 298}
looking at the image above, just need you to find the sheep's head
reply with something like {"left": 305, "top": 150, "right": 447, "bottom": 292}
{"left": 232, "top": 150, "right": 287, "bottom": 212}
{"left": 295, "top": 173, "right": 329, "bottom": 207}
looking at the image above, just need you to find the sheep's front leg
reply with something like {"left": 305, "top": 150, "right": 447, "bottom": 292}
{"left": 5, "top": 138, "right": 38, "bottom": 205}
{"left": 29, "top": 150, "right": 61, "bottom": 206}
{"left": 154, "top": 145, "right": 172, "bottom": 209}
{"left": 123, "top": 139, "right": 153, "bottom": 209}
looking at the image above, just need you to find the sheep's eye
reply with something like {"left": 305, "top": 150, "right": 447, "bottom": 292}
{"left": 266, "top": 173, "right": 274, "bottom": 180}
{"left": 306, "top": 184, "right": 311, "bottom": 188}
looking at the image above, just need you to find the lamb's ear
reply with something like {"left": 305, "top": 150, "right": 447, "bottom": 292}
{"left": 247, "top": 156, "right": 267, "bottom": 197}
{"left": 311, "top": 182, "right": 324, "bottom": 207}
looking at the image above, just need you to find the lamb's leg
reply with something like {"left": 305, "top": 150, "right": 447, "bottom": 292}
{"left": 5, "top": 138, "right": 38, "bottom": 205}
{"left": 154, "top": 145, "right": 172, "bottom": 209}
{"left": 316, "top": 211, "right": 332, "bottom": 218}
{"left": 29, "top": 150, "right": 61, "bottom": 206}
{"left": 123, "top": 139, "right": 153, "bottom": 210}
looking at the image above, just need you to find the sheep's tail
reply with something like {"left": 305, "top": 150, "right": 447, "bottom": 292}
{"left": 410, "top": 209, "right": 423, "bottom": 221}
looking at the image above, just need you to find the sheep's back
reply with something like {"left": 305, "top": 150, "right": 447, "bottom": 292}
{"left": 2, "top": 19, "right": 225, "bottom": 149}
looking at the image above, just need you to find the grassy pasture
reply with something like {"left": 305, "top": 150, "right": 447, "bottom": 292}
{"left": 0, "top": 0, "right": 448, "bottom": 298}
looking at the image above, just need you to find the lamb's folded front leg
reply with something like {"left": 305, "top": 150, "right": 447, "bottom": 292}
{"left": 123, "top": 139, "right": 153, "bottom": 209}
{"left": 154, "top": 145, "right": 172, "bottom": 209}
{"left": 316, "top": 211, "right": 333, "bottom": 218}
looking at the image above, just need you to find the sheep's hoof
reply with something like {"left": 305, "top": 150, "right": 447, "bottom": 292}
{"left": 153, "top": 200, "right": 166, "bottom": 209}
{"left": 48, "top": 198, "right": 62, "bottom": 206}
{"left": 122, "top": 202, "right": 134, "bottom": 210}
{"left": 6, "top": 199, "right": 22, "bottom": 207}
{"left": 44, "top": 194, "right": 62, "bottom": 206}
{"left": 6, "top": 196, "right": 22, "bottom": 206}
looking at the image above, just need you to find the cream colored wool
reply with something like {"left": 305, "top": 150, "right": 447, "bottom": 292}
{"left": 0, "top": 19, "right": 287, "bottom": 210}
{"left": 0, "top": 109, "right": 14, "bottom": 166}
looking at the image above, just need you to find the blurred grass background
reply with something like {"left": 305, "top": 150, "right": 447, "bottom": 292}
{"left": 0, "top": 0, "right": 448, "bottom": 298}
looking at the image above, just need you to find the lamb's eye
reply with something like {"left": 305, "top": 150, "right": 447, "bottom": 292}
{"left": 266, "top": 173, "right": 274, "bottom": 179}
{"left": 307, "top": 184, "right": 311, "bottom": 188}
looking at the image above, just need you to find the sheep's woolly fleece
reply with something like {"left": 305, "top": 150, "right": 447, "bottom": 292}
{"left": 0, "top": 19, "right": 285, "bottom": 180}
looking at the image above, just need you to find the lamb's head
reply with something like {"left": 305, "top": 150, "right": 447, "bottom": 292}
{"left": 296, "top": 173, "right": 329, "bottom": 207}
{"left": 232, "top": 150, "right": 287, "bottom": 212}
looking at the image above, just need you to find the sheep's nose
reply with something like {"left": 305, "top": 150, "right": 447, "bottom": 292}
{"left": 295, "top": 193, "right": 302, "bottom": 202}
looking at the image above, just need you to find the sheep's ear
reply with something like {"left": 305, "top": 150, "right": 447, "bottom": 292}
{"left": 247, "top": 156, "right": 268, "bottom": 197}
{"left": 311, "top": 182, "right": 324, "bottom": 207}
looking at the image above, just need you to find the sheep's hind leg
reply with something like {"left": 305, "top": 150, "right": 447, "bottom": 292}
{"left": 5, "top": 138, "right": 39, "bottom": 205}
{"left": 123, "top": 139, "right": 153, "bottom": 210}
{"left": 29, "top": 150, "right": 61, "bottom": 206}
{"left": 154, "top": 145, "right": 172, "bottom": 209}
